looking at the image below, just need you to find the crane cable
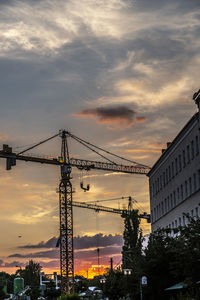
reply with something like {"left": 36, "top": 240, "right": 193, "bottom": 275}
{"left": 68, "top": 133, "right": 117, "bottom": 165}
{"left": 67, "top": 131, "right": 150, "bottom": 168}
{"left": 17, "top": 133, "right": 60, "bottom": 155}
{"left": 86, "top": 196, "right": 130, "bottom": 204}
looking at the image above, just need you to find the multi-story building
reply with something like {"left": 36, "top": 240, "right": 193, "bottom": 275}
{"left": 148, "top": 113, "right": 200, "bottom": 232}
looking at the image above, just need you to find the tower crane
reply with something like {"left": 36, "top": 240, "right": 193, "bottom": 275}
{"left": 72, "top": 198, "right": 150, "bottom": 272}
{"left": 0, "top": 130, "right": 150, "bottom": 294}
{"left": 72, "top": 198, "right": 150, "bottom": 222}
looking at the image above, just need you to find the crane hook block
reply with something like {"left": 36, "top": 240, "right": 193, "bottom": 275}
{"left": 80, "top": 182, "right": 90, "bottom": 192}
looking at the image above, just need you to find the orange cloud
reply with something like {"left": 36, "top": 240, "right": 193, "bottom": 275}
{"left": 126, "top": 148, "right": 161, "bottom": 153}
{"left": 0, "top": 135, "right": 8, "bottom": 142}
{"left": 73, "top": 106, "right": 147, "bottom": 129}
{"left": 148, "top": 142, "right": 166, "bottom": 148}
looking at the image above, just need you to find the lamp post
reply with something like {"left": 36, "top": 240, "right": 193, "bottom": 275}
{"left": 100, "top": 277, "right": 106, "bottom": 299}
{"left": 123, "top": 269, "right": 132, "bottom": 299}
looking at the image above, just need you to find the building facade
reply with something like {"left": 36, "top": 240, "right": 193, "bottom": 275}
{"left": 148, "top": 113, "right": 200, "bottom": 232}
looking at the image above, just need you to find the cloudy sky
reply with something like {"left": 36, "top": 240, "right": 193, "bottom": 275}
{"left": 0, "top": 0, "right": 199, "bottom": 275}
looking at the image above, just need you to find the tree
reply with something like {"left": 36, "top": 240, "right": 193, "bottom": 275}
{"left": 45, "top": 280, "right": 61, "bottom": 299}
{"left": 104, "top": 269, "right": 127, "bottom": 300}
{"left": 121, "top": 210, "right": 144, "bottom": 299}
{"left": 16, "top": 260, "right": 42, "bottom": 300}
{"left": 143, "top": 217, "right": 200, "bottom": 299}
{"left": 122, "top": 210, "right": 143, "bottom": 272}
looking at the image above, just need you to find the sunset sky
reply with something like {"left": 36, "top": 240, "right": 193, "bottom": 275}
{"left": 0, "top": 0, "right": 200, "bottom": 275}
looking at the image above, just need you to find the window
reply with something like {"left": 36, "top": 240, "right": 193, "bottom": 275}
{"left": 195, "top": 135, "right": 199, "bottom": 155}
{"left": 183, "top": 215, "right": 185, "bottom": 226}
{"left": 189, "top": 177, "right": 192, "bottom": 195}
{"left": 172, "top": 161, "right": 174, "bottom": 178}
{"left": 166, "top": 168, "right": 168, "bottom": 183}
{"left": 196, "top": 207, "right": 199, "bottom": 218}
{"left": 185, "top": 180, "right": 188, "bottom": 198}
{"left": 175, "top": 220, "right": 177, "bottom": 228}
{"left": 182, "top": 150, "right": 186, "bottom": 167}
{"left": 159, "top": 204, "right": 161, "bottom": 218}
{"left": 169, "top": 165, "right": 171, "bottom": 181}
{"left": 175, "top": 158, "right": 178, "bottom": 174}
{"left": 153, "top": 183, "right": 155, "bottom": 196}
{"left": 167, "top": 196, "right": 170, "bottom": 211}
{"left": 177, "top": 187, "right": 180, "bottom": 203}
{"left": 191, "top": 209, "right": 194, "bottom": 217}
{"left": 194, "top": 173, "right": 197, "bottom": 192}
{"left": 164, "top": 198, "right": 167, "bottom": 212}
{"left": 191, "top": 140, "right": 194, "bottom": 159}
{"left": 172, "top": 222, "right": 174, "bottom": 229}
{"left": 163, "top": 171, "right": 166, "bottom": 186}
{"left": 158, "top": 178, "right": 160, "bottom": 192}
{"left": 187, "top": 145, "right": 190, "bottom": 163}
{"left": 160, "top": 175, "right": 162, "bottom": 189}
{"left": 161, "top": 201, "right": 164, "bottom": 215}
{"left": 155, "top": 183, "right": 157, "bottom": 196}
{"left": 181, "top": 184, "right": 183, "bottom": 200}
{"left": 179, "top": 217, "right": 181, "bottom": 226}
{"left": 173, "top": 190, "right": 176, "bottom": 206}
{"left": 178, "top": 154, "right": 182, "bottom": 171}
{"left": 170, "top": 193, "right": 173, "bottom": 208}
{"left": 154, "top": 208, "right": 156, "bottom": 220}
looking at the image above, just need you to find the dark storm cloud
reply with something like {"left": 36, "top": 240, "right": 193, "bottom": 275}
{"left": 19, "top": 236, "right": 58, "bottom": 249}
{"left": 9, "top": 249, "right": 59, "bottom": 259}
{"left": 75, "top": 246, "right": 122, "bottom": 260}
{"left": 19, "top": 234, "right": 123, "bottom": 250}
{"left": 74, "top": 234, "right": 123, "bottom": 249}
{"left": 9, "top": 246, "right": 121, "bottom": 260}
{"left": 0, "top": 258, "right": 58, "bottom": 269}
{"left": 10, "top": 234, "right": 123, "bottom": 260}
{"left": 0, "top": 259, "right": 25, "bottom": 268}
{"left": 75, "top": 106, "right": 147, "bottom": 128}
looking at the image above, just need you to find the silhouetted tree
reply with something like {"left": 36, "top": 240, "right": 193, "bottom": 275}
{"left": 16, "top": 260, "right": 42, "bottom": 300}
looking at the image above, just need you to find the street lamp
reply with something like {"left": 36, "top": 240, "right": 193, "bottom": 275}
{"left": 123, "top": 269, "right": 132, "bottom": 276}
{"left": 99, "top": 277, "right": 106, "bottom": 284}
{"left": 123, "top": 269, "right": 132, "bottom": 299}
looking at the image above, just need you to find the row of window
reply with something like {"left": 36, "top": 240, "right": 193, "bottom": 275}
{"left": 151, "top": 170, "right": 200, "bottom": 222}
{"left": 166, "top": 207, "right": 199, "bottom": 229}
{"left": 150, "top": 135, "right": 199, "bottom": 198}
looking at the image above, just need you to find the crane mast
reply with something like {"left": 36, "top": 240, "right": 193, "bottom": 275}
{"left": 59, "top": 131, "right": 74, "bottom": 293}
{"left": 0, "top": 130, "right": 151, "bottom": 294}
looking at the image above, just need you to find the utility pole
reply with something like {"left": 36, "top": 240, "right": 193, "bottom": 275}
{"left": 110, "top": 258, "right": 113, "bottom": 271}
